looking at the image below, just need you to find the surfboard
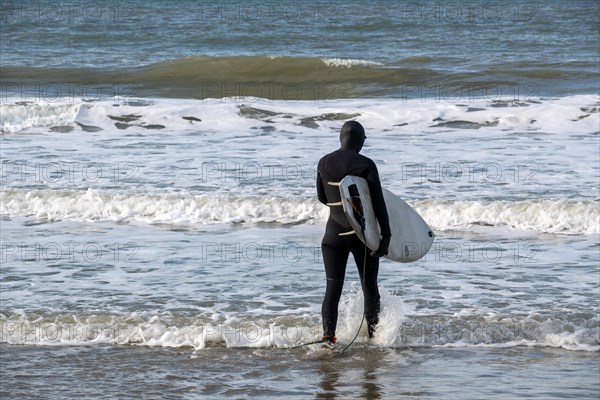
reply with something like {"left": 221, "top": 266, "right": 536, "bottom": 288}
{"left": 335, "top": 175, "right": 434, "bottom": 263}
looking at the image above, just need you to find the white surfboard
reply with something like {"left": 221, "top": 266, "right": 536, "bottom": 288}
{"left": 337, "top": 175, "right": 434, "bottom": 263}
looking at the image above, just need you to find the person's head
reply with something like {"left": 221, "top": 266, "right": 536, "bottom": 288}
{"left": 339, "top": 121, "right": 366, "bottom": 152}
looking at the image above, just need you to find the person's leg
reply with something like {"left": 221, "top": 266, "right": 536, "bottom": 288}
{"left": 351, "top": 240, "right": 380, "bottom": 338}
{"left": 321, "top": 238, "right": 349, "bottom": 339}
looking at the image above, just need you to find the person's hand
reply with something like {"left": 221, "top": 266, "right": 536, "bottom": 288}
{"left": 371, "top": 235, "right": 391, "bottom": 257}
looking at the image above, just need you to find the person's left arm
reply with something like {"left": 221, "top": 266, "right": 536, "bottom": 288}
{"left": 364, "top": 161, "right": 391, "bottom": 256}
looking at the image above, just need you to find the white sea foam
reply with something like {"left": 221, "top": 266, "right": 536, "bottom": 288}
{"left": 0, "top": 103, "right": 80, "bottom": 133}
{"left": 0, "top": 95, "right": 597, "bottom": 135}
{"left": 321, "top": 58, "right": 385, "bottom": 68}
{"left": 416, "top": 198, "right": 600, "bottom": 234}
{"left": 1, "top": 311, "right": 597, "bottom": 352}
{"left": 0, "top": 189, "right": 328, "bottom": 225}
{"left": 1, "top": 189, "right": 597, "bottom": 234}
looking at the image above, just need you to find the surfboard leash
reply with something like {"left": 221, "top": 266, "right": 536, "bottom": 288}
{"left": 288, "top": 338, "right": 328, "bottom": 349}
{"left": 340, "top": 239, "right": 368, "bottom": 353}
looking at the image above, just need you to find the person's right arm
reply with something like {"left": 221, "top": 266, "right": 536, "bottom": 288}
{"left": 316, "top": 159, "right": 328, "bottom": 205}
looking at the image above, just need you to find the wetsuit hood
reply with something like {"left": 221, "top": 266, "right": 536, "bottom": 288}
{"left": 339, "top": 121, "right": 366, "bottom": 152}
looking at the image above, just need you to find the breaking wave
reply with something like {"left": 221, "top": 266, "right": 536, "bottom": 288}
{"left": 1, "top": 189, "right": 598, "bottom": 234}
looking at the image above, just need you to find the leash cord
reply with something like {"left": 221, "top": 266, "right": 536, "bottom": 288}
{"left": 340, "top": 238, "right": 368, "bottom": 353}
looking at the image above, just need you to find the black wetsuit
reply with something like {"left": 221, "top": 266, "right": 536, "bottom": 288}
{"left": 316, "top": 124, "right": 391, "bottom": 339}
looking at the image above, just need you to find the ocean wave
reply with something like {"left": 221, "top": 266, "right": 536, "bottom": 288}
{"left": 0, "top": 189, "right": 327, "bottom": 225}
{"left": 1, "top": 311, "right": 597, "bottom": 352}
{"left": 3, "top": 55, "right": 598, "bottom": 100}
{"left": 416, "top": 198, "right": 600, "bottom": 235}
{"left": 0, "top": 56, "right": 416, "bottom": 100}
{"left": 1, "top": 95, "right": 598, "bottom": 134}
{"left": 0, "top": 103, "right": 80, "bottom": 133}
{"left": 1, "top": 189, "right": 598, "bottom": 234}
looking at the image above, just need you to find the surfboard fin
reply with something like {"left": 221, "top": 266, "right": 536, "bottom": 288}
{"left": 338, "top": 230, "right": 356, "bottom": 236}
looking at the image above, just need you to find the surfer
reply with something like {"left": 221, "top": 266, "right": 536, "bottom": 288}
{"left": 316, "top": 121, "right": 391, "bottom": 344}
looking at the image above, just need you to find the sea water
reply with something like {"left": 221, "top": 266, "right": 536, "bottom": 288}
{"left": 1, "top": 1, "right": 599, "bottom": 399}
